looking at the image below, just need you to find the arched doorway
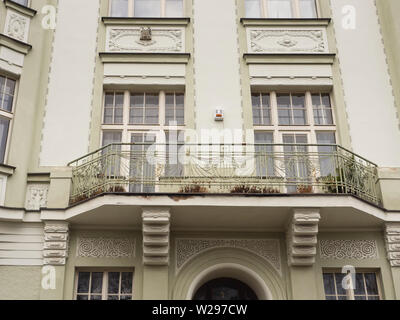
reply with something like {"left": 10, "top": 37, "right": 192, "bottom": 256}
{"left": 193, "top": 277, "right": 258, "bottom": 300}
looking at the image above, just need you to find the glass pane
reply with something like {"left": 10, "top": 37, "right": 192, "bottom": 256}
{"left": 121, "top": 272, "right": 133, "bottom": 294}
{"left": 355, "top": 296, "right": 366, "bottom": 300}
{"left": 165, "top": 0, "right": 183, "bottom": 17}
{"left": 277, "top": 94, "right": 290, "bottom": 108}
{"left": 105, "top": 93, "right": 114, "bottom": 107}
{"left": 104, "top": 108, "right": 113, "bottom": 124}
{"left": 278, "top": 109, "right": 291, "bottom": 125}
{"left": 253, "top": 108, "right": 261, "bottom": 125}
{"left": 175, "top": 93, "right": 184, "bottom": 107}
{"left": 368, "top": 296, "right": 380, "bottom": 300}
{"left": 102, "top": 131, "right": 122, "bottom": 146}
{"left": 165, "top": 94, "right": 175, "bottom": 107}
{"left": 323, "top": 273, "right": 335, "bottom": 295}
{"left": 245, "top": 0, "right": 261, "bottom": 18}
{"left": 5, "top": 78, "right": 15, "bottom": 95}
{"left": 120, "top": 295, "right": 132, "bottom": 300}
{"left": 364, "top": 273, "right": 378, "bottom": 295}
{"left": 334, "top": 273, "right": 346, "bottom": 295}
{"left": 354, "top": 273, "right": 366, "bottom": 295}
{"left": 131, "top": 93, "right": 144, "bottom": 107}
{"left": 108, "top": 295, "right": 119, "bottom": 300}
{"left": 267, "top": 0, "right": 292, "bottom": 18}
{"left": 135, "top": 0, "right": 161, "bottom": 17}
{"left": 299, "top": 0, "right": 317, "bottom": 18}
{"left": 108, "top": 272, "right": 120, "bottom": 294}
{"left": 293, "top": 109, "right": 306, "bottom": 125}
{"left": 255, "top": 132, "right": 273, "bottom": 144}
{"left": 111, "top": 0, "right": 129, "bottom": 17}
{"left": 321, "top": 94, "right": 331, "bottom": 107}
{"left": 90, "top": 295, "right": 102, "bottom": 300}
{"left": 0, "top": 76, "right": 5, "bottom": 95}
{"left": 76, "top": 295, "right": 88, "bottom": 300}
{"left": 90, "top": 272, "right": 103, "bottom": 294}
{"left": 316, "top": 132, "right": 335, "bottom": 145}
{"left": 292, "top": 94, "right": 305, "bottom": 108}
{"left": 323, "top": 108, "right": 333, "bottom": 125}
{"left": 77, "top": 272, "right": 90, "bottom": 293}
{"left": 115, "top": 107, "right": 124, "bottom": 124}
{"left": 325, "top": 295, "right": 337, "bottom": 301}
{"left": 145, "top": 94, "right": 159, "bottom": 107}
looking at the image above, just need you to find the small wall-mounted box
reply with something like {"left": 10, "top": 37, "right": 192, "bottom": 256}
{"left": 214, "top": 108, "right": 224, "bottom": 121}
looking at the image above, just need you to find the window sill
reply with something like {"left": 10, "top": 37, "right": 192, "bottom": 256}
{"left": 102, "top": 17, "right": 190, "bottom": 26}
{"left": 243, "top": 53, "right": 336, "bottom": 64}
{"left": 99, "top": 52, "right": 190, "bottom": 64}
{"left": 3, "top": 0, "right": 37, "bottom": 17}
{"left": 240, "top": 18, "right": 331, "bottom": 27}
{"left": 0, "top": 163, "right": 15, "bottom": 176}
{"left": 0, "top": 33, "right": 32, "bottom": 55}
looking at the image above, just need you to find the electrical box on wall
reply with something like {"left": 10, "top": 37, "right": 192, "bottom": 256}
{"left": 214, "top": 108, "right": 224, "bottom": 121}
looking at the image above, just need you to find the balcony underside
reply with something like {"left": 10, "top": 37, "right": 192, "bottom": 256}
{"left": 41, "top": 193, "right": 390, "bottom": 231}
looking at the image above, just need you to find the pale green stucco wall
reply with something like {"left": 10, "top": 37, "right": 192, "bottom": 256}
{"left": 0, "top": 266, "right": 42, "bottom": 300}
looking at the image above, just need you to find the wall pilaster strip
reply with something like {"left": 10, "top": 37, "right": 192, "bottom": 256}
{"left": 385, "top": 223, "right": 400, "bottom": 267}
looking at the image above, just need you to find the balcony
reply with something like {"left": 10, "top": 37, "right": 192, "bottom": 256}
{"left": 68, "top": 144, "right": 382, "bottom": 207}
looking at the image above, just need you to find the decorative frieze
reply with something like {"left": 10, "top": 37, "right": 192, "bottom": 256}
{"left": 77, "top": 236, "right": 135, "bottom": 258}
{"left": 287, "top": 209, "right": 320, "bottom": 266}
{"left": 319, "top": 240, "right": 378, "bottom": 260}
{"left": 43, "top": 222, "right": 69, "bottom": 266}
{"left": 4, "top": 10, "right": 30, "bottom": 43}
{"left": 176, "top": 239, "right": 281, "bottom": 274}
{"left": 385, "top": 223, "right": 400, "bottom": 267}
{"left": 142, "top": 208, "right": 170, "bottom": 266}
{"left": 25, "top": 184, "right": 49, "bottom": 210}
{"left": 247, "top": 28, "right": 328, "bottom": 54}
{"left": 106, "top": 27, "right": 184, "bottom": 53}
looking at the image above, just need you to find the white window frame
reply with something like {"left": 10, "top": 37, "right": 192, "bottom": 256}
{"left": 322, "top": 270, "right": 382, "bottom": 301}
{"left": 0, "top": 74, "right": 18, "bottom": 164}
{"left": 74, "top": 269, "right": 135, "bottom": 300}
{"left": 246, "top": 0, "right": 319, "bottom": 18}
{"left": 101, "top": 89, "right": 185, "bottom": 147}
{"left": 109, "top": 0, "right": 185, "bottom": 17}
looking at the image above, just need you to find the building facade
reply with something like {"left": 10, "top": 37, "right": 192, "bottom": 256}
{"left": 0, "top": 0, "right": 399, "bottom": 300}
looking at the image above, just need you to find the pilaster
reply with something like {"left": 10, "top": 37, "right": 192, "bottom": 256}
{"left": 385, "top": 223, "right": 400, "bottom": 299}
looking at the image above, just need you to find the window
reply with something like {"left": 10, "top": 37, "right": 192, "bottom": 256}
{"left": 12, "top": 0, "right": 29, "bottom": 7}
{"left": 316, "top": 132, "right": 336, "bottom": 176}
{"left": 245, "top": 0, "right": 317, "bottom": 18}
{"left": 252, "top": 93, "right": 271, "bottom": 125}
{"left": 110, "top": 0, "right": 183, "bottom": 17}
{"left": 0, "top": 75, "right": 16, "bottom": 163}
{"left": 277, "top": 93, "right": 306, "bottom": 125}
{"left": 75, "top": 270, "right": 134, "bottom": 300}
{"left": 323, "top": 272, "right": 381, "bottom": 300}
{"left": 104, "top": 92, "right": 124, "bottom": 124}
{"left": 165, "top": 92, "right": 184, "bottom": 126}
{"left": 254, "top": 132, "right": 274, "bottom": 177}
{"left": 312, "top": 93, "right": 333, "bottom": 125}
{"left": 165, "top": 131, "right": 184, "bottom": 177}
{"left": 130, "top": 93, "right": 159, "bottom": 125}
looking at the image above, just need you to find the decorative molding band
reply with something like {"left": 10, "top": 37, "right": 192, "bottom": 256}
{"left": 106, "top": 26, "right": 184, "bottom": 53}
{"left": 247, "top": 28, "right": 328, "bottom": 54}
{"left": 175, "top": 238, "right": 281, "bottom": 274}
{"left": 243, "top": 53, "right": 336, "bottom": 64}
{"left": 385, "top": 223, "right": 400, "bottom": 267}
{"left": 287, "top": 209, "right": 320, "bottom": 266}
{"left": 77, "top": 236, "right": 135, "bottom": 258}
{"left": 142, "top": 208, "right": 170, "bottom": 266}
{"left": 43, "top": 221, "right": 69, "bottom": 266}
{"left": 25, "top": 183, "right": 49, "bottom": 210}
{"left": 102, "top": 17, "right": 190, "bottom": 26}
{"left": 99, "top": 52, "right": 190, "bottom": 64}
{"left": 240, "top": 18, "right": 331, "bottom": 27}
{"left": 319, "top": 240, "right": 378, "bottom": 260}
{"left": 0, "top": 33, "right": 31, "bottom": 54}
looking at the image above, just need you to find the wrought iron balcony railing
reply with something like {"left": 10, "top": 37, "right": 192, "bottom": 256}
{"left": 68, "top": 143, "right": 381, "bottom": 206}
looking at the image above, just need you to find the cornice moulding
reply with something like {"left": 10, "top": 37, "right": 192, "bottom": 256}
{"left": 0, "top": 33, "right": 31, "bottom": 54}
{"left": 102, "top": 17, "right": 190, "bottom": 26}
{"left": 244, "top": 53, "right": 336, "bottom": 64}
{"left": 3, "top": 0, "right": 37, "bottom": 17}
{"left": 241, "top": 18, "right": 331, "bottom": 27}
{"left": 99, "top": 52, "right": 190, "bottom": 64}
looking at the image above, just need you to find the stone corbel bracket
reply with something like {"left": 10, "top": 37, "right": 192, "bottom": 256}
{"left": 142, "top": 208, "right": 170, "bottom": 266}
{"left": 385, "top": 223, "right": 400, "bottom": 267}
{"left": 287, "top": 209, "right": 321, "bottom": 266}
{"left": 43, "top": 221, "right": 69, "bottom": 266}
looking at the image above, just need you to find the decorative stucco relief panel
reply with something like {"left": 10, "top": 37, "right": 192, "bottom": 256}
{"left": 106, "top": 26, "right": 185, "bottom": 53}
{"left": 77, "top": 236, "right": 136, "bottom": 258}
{"left": 176, "top": 239, "right": 281, "bottom": 274}
{"left": 247, "top": 28, "right": 328, "bottom": 54}
{"left": 4, "top": 9, "right": 30, "bottom": 43}
{"left": 319, "top": 240, "right": 378, "bottom": 260}
{"left": 25, "top": 184, "right": 49, "bottom": 210}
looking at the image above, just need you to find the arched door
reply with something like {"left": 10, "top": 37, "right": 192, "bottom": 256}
{"left": 192, "top": 278, "right": 258, "bottom": 300}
